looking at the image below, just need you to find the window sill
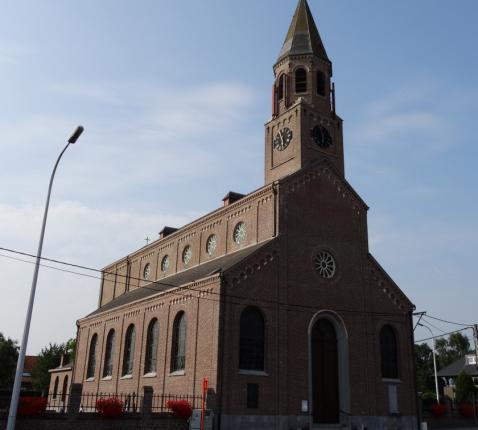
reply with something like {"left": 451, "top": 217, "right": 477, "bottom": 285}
{"left": 238, "top": 370, "right": 268, "bottom": 377}
{"left": 143, "top": 372, "right": 157, "bottom": 378}
{"left": 120, "top": 374, "right": 133, "bottom": 380}
{"left": 85, "top": 377, "right": 95, "bottom": 382}
{"left": 101, "top": 376, "right": 112, "bottom": 381}
{"left": 382, "top": 378, "right": 402, "bottom": 384}
{"left": 169, "top": 370, "right": 185, "bottom": 377}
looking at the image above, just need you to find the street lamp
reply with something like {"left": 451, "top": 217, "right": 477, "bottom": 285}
{"left": 418, "top": 323, "right": 440, "bottom": 404}
{"left": 7, "top": 126, "right": 84, "bottom": 430}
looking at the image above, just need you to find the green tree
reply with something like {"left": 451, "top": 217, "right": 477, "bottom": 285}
{"left": 0, "top": 333, "right": 19, "bottom": 389}
{"left": 435, "top": 332, "right": 471, "bottom": 370}
{"left": 31, "top": 338, "right": 76, "bottom": 393}
{"left": 455, "top": 371, "right": 476, "bottom": 403}
{"left": 415, "top": 343, "right": 435, "bottom": 394}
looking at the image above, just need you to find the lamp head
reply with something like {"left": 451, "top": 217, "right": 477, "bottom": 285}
{"left": 68, "top": 126, "right": 84, "bottom": 144}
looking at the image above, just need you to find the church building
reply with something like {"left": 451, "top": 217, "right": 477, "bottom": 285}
{"left": 72, "top": 1, "right": 418, "bottom": 428}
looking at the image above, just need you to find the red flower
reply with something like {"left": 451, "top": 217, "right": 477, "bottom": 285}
{"left": 430, "top": 403, "right": 446, "bottom": 417}
{"left": 458, "top": 403, "right": 475, "bottom": 418}
{"left": 18, "top": 397, "right": 47, "bottom": 416}
{"left": 167, "top": 399, "right": 193, "bottom": 419}
{"left": 96, "top": 397, "right": 124, "bottom": 417}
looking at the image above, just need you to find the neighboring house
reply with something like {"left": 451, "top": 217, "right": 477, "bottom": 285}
{"left": 21, "top": 355, "right": 38, "bottom": 391}
{"left": 69, "top": 1, "right": 419, "bottom": 429}
{"left": 47, "top": 355, "right": 73, "bottom": 412}
{"left": 438, "top": 353, "right": 478, "bottom": 399}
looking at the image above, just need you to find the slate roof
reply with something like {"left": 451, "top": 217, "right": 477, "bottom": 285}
{"left": 277, "top": 0, "right": 329, "bottom": 62}
{"left": 437, "top": 354, "right": 478, "bottom": 377}
{"left": 86, "top": 240, "right": 275, "bottom": 319}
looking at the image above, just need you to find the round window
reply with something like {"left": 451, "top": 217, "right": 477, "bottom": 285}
{"left": 233, "top": 222, "right": 246, "bottom": 245}
{"left": 161, "top": 255, "right": 170, "bottom": 273}
{"left": 182, "top": 246, "right": 193, "bottom": 265}
{"left": 206, "top": 234, "right": 218, "bottom": 256}
{"left": 315, "top": 251, "right": 336, "bottom": 279}
{"left": 143, "top": 263, "right": 151, "bottom": 280}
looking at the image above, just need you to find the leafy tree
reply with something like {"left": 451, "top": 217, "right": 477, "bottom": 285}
{"left": 435, "top": 332, "right": 470, "bottom": 370}
{"left": 455, "top": 371, "right": 476, "bottom": 404}
{"left": 415, "top": 343, "right": 435, "bottom": 394}
{"left": 0, "top": 332, "right": 19, "bottom": 389}
{"left": 31, "top": 338, "right": 76, "bottom": 393}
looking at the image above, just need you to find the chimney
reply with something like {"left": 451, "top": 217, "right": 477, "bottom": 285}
{"left": 159, "top": 226, "right": 178, "bottom": 239}
{"left": 60, "top": 354, "right": 64, "bottom": 368}
{"left": 222, "top": 191, "right": 245, "bottom": 207}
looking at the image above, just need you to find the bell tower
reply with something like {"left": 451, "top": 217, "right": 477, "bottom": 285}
{"left": 264, "top": 0, "right": 344, "bottom": 184}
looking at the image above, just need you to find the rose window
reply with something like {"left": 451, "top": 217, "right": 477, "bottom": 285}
{"left": 315, "top": 251, "right": 336, "bottom": 279}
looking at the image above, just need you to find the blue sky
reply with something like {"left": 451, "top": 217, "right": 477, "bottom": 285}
{"left": 0, "top": 0, "right": 477, "bottom": 353}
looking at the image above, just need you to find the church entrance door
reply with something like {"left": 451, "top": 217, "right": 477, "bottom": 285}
{"left": 311, "top": 319, "right": 340, "bottom": 424}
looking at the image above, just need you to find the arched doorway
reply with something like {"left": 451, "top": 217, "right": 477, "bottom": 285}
{"left": 309, "top": 312, "right": 350, "bottom": 427}
{"left": 311, "top": 319, "right": 339, "bottom": 423}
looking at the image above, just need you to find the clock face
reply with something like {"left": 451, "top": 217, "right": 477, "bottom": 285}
{"left": 273, "top": 127, "right": 293, "bottom": 151}
{"left": 311, "top": 125, "right": 333, "bottom": 149}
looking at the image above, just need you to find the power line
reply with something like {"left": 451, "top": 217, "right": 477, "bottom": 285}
{"left": 421, "top": 316, "right": 449, "bottom": 334}
{"left": 423, "top": 313, "right": 473, "bottom": 328}
{"left": 0, "top": 245, "right": 419, "bottom": 319}
{"left": 415, "top": 327, "right": 471, "bottom": 343}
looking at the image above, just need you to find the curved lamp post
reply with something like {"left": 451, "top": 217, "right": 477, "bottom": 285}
{"left": 418, "top": 322, "right": 440, "bottom": 404}
{"left": 7, "top": 126, "right": 84, "bottom": 430}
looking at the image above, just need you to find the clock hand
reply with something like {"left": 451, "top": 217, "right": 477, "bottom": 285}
{"left": 280, "top": 130, "right": 285, "bottom": 146}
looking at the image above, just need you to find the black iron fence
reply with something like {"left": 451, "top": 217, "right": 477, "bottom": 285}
{"left": 151, "top": 393, "right": 202, "bottom": 413}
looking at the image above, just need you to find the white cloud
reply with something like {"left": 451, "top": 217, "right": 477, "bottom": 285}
{"left": 0, "top": 201, "right": 192, "bottom": 353}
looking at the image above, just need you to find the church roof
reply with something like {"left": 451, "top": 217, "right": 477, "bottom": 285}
{"left": 86, "top": 239, "right": 275, "bottom": 318}
{"left": 277, "top": 0, "right": 329, "bottom": 63}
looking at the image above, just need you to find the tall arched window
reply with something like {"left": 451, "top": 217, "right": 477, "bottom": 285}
{"left": 103, "top": 329, "right": 116, "bottom": 377}
{"left": 86, "top": 334, "right": 98, "bottom": 379}
{"left": 171, "top": 312, "right": 187, "bottom": 372}
{"left": 380, "top": 325, "right": 398, "bottom": 379}
{"left": 317, "top": 71, "right": 326, "bottom": 96}
{"left": 61, "top": 375, "right": 68, "bottom": 402}
{"left": 144, "top": 318, "right": 159, "bottom": 374}
{"left": 239, "top": 307, "right": 265, "bottom": 371}
{"left": 277, "top": 75, "right": 285, "bottom": 100}
{"left": 295, "top": 68, "right": 307, "bottom": 93}
{"left": 53, "top": 376, "right": 59, "bottom": 398}
{"left": 122, "top": 324, "right": 136, "bottom": 376}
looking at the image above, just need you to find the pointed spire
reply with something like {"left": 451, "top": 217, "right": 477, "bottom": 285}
{"left": 277, "top": 0, "right": 329, "bottom": 63}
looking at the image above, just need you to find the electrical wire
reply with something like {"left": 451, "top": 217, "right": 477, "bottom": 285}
{"left": 0, "top": 245, "right": 426, "bottom": 318}
{"left": 422, "top": 313, "right": 473, "bottom": 328}
{"left": 415, "top": 327, "right": 471, "bottom": 343}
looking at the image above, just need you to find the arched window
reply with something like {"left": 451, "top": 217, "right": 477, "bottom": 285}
{"left": 295, "top": 68, "right": 307, "bottom": 93}
{"left": 103, "top": 329, "right": 116, "bottom": 377}
{"left": 239, "top": 307, "right": 265, "bottom": 371}
{"left": 317, "top": 71, "right": 326, "bottom": 96}
{"left": 380, "top": 325, "right": 398, "bottom": 379}
{"left": 53, "top": 376, "right": 59, "bottom": 398}
{"left": 122, "top": 324, "right": 136, "bottom": 376}
{"left": 86, "top": 334, "right": 98, "bottom": 379}
{"left": 277, "top": 75, "right": 285, "bottom": 100}
{"left": 144, "top": 319, "right": 159, "bottom": 374}
{"left": 61, "top": 375, "right": 68, "bottom": 402}
{"left": 171, "top": 312, "right": 187, "bottom": 372}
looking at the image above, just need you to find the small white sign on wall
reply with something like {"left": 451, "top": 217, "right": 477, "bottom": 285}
{"left": 301, "top": 400, "right": 308, "bottom": 413}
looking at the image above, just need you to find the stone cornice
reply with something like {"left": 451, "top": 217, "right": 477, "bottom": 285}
{"left": 102, "top": 184, "right": 275, "bottom": 273}
{"left": 368, "top": 253, "right": 414, "bottom": 313}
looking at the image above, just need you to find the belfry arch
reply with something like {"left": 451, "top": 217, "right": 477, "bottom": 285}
{"left": 308, "top": 310, "right": 350, "bottom": 426}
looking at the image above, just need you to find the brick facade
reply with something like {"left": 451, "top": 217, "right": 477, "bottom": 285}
{"left": 69, "top": 1, "right": 419, "bottom": 429}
